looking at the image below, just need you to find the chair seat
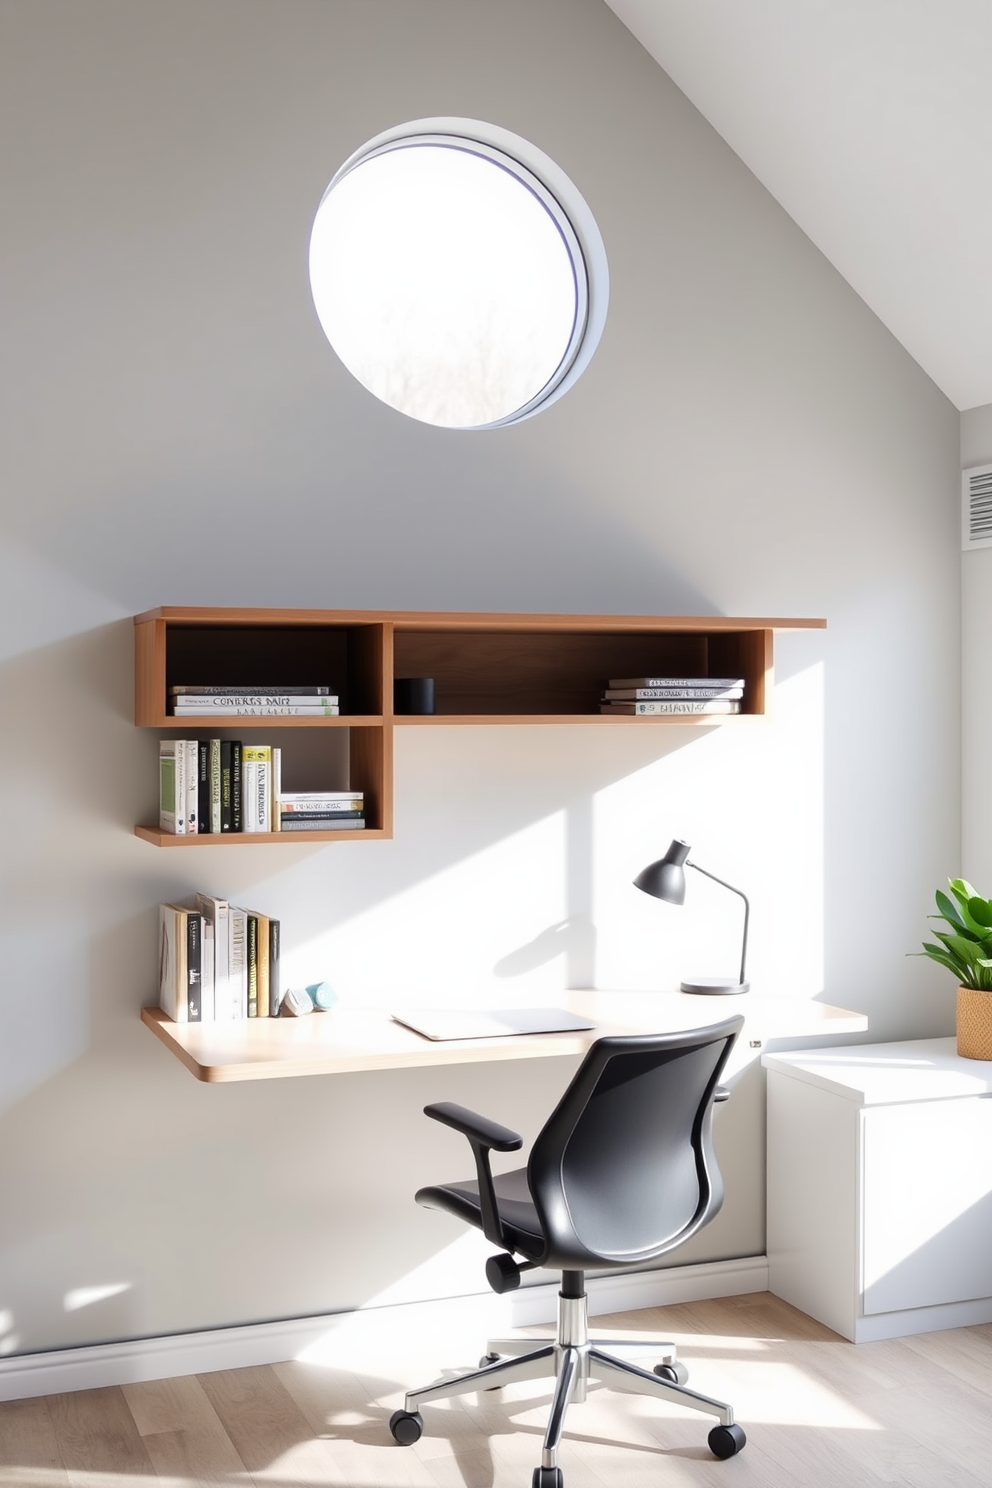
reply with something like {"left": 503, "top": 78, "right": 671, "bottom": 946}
{"left": 416, "top": 1167, "right": 546, "bottom": 1260}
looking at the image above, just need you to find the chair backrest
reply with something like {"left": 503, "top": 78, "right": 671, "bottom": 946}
{"left": 526, "top": 1016, "right": 743, "bottom": 1270}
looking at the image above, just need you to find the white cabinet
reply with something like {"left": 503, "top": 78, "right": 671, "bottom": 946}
{"left": 763, "top": 1038, "right": 992, "bottom": 1342}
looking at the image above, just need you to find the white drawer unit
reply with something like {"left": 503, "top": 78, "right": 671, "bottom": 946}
{"left": 763, "top": 1038, "right": 992, "bottom": 1342}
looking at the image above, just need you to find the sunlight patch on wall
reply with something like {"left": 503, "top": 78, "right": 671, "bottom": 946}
{"left": 64, "top": 1281, "right": 132, "bottom": 1312}
{"left": 339, "top": 1235, "right": 488, "bottom": 1317}
{"left": 268, "top": 665, "right": 823, "bottom": 1005}
{"left": 282, "top": 812, "right": 569, "bottom": 1002}
{"left": 592, "top": 663, "right": 824, "bottom": 996}
{"left": 0, "top": 1308, "right": 19, "bottom": 1355}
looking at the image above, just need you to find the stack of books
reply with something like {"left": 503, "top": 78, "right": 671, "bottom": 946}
{"left": 599, "top": 676, "right": 745, "bottom": 716}
{"left": 159, "top": 740, "right": 282, "bottom": 833}
{"left": 159, "top": 894, "right": 281, "bottom": 1022}
{"left": 276, "top": 791, "right": 365, "bottom": 832}
{"left": 159, "top": 742, "right": 365, "bottom": 834}
{"left": 169, "top": 685, "right": 340, "bottom": 717}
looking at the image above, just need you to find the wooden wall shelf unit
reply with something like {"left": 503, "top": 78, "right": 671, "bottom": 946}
{"left": 133, "top": 607, "right": 824, "bottom": 845}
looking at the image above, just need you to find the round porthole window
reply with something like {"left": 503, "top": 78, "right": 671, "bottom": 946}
{"left": 308, "top": 118, "right": 608, "bottom": 430}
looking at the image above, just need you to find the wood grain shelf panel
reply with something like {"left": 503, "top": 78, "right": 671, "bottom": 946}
{"left": 134, "top": 607, "right": 826, "bottom": 632}
{"left": 134, "top": 826, "right": 386, "bottom": 846}
{"left": 392, "top": 713, "right": 765, "bottom": 726}
{"left": 134, "top": 607, "right": 824, "bottom": 846}
{"left": 149, "top": 715, "right": 382, "bottom": 728}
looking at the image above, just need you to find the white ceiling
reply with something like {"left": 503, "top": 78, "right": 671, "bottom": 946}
{"left": 605, "top": 0, "right": 992, "bottom": 411}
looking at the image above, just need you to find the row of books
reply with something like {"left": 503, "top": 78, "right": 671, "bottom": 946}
{"left": 598, "top": 675, "right": 746, "bottom": 716}
{"left": 159, "top": 894, "right": 281, "bottom": 1022}
{"left": 168, "top": 684, "right": 340, "bottom": 718}
{"left": 159, "top": 740, "right": 365, "bottom": 833}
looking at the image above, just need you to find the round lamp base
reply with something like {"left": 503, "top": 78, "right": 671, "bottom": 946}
{"left": 680, "top": 978, "right": 750, "bottom": 995}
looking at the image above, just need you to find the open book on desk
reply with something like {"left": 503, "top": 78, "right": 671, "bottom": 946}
{"left": 390, "top": 1007, "right": 597, "bottom": 1042}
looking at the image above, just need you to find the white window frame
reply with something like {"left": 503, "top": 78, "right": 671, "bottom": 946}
{"left": 311, "top": 117, "right": 610, "bottom": 429}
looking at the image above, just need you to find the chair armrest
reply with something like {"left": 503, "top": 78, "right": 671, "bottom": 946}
{"left": 424, "top": 1102, "right": 523, "bottom": 1151}
{"left": 714, "top": 1085, "right": 731, "bottom": 1102}
{"left": 424, "top": 1102, "right": 523, "bottom": 1247}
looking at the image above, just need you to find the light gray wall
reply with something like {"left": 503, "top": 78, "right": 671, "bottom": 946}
{"left": 0, "top": 0, "right": 960, "bottom": 1355}
{"left": 961, "top": 403, "right": 992, "bottom": 887}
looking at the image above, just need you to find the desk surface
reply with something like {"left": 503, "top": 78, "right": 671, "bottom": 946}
{"left": 141, "top": 991, "right": 868, "bottom": 1083}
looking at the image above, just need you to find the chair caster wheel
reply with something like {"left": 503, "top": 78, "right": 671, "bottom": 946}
{"left": 532, "top": 1468, "right": 563, "bottom": 1488}
{"left": 653, "top": 1360, "right": 689, "bottom": 1385}
{"left": 708, "top": 1423, "right": 746, "bottom": 1458}
{"left": 389, "top": 1409, "right": 423, "bottom": 1445}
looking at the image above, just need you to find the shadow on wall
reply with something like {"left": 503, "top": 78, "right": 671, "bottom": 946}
{"left": 492, "top": 915, "right": 594, "bottom": 979}
{"left": 0, "top": 385, "right": 724, "bottom": 618}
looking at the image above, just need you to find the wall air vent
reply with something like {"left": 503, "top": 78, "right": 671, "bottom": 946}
{"left": 963, "top": 464, "right": 992, "bottom": 550}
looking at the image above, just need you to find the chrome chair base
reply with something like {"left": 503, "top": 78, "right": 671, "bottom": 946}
{"left": 400, "top": 1287, "right": 735, "bottom": 1476}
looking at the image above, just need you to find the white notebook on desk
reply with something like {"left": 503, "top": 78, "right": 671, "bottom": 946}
{"left": 391, "top": 1007, "right": 596, "bottom": 1042}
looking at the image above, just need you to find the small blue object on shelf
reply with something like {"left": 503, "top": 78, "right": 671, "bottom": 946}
{"left": 306, "top": 981, "right": 337, "bottom": 1011}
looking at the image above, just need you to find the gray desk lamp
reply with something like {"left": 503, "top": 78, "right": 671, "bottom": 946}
{"left": 634, "top": 838, "right": 750, "bottom": 994}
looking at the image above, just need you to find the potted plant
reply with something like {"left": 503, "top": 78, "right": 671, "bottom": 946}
{"left": 918, "top": 878, "right": 992, "bottom": 1059}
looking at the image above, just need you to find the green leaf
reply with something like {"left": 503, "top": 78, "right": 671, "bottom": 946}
{"left": 949, "top": 878, "right": 978, "bottom": 910}
{"left": 921, "top": 940, "right": 962, "bottom": 964}
{"left": 932, "top": 929, "right": 969, "bottom": 956}
{"left": 968, "top": 896, "right": 992, "bottom": 928}
{"left": 945, "top": 894, "right": 992, "bottom": 939}
{"left": 918, "top": 946, "right": 970, "bottom": 978}
{"left": 927, "top": 937, "right": 970, "bottom": 979}
{"left": 944, "top": 934, "right": 984, "bottom": 969}
{"left": 929, "top": 913, "right": 981, "bottom": 942}
{"left": 935, "top": 890, "right": 968, "bottom": 929}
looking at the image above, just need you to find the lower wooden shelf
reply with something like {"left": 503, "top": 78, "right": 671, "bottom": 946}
{"left": 134, "top": 826, "right": 385, "bottom": 846}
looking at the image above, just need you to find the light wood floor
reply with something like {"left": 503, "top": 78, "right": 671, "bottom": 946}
{"left": 1, "top": 1292, "right": 990, "bottom": 1487}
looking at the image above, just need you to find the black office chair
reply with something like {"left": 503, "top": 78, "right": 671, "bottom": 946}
{"left": 389, "top": 1017, "right": 747, "bottom": 1488}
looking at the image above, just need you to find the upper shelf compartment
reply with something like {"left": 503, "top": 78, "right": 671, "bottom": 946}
{"left": 390, "top": 611, "right": 824, "bottom": 723}
{"left": 134, "top": 607, "right": 388, "bottom": 727}
{"left": 134, "top": 607, "right": 825, "bottom": 728}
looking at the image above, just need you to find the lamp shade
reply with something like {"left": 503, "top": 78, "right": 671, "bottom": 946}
{"left": 633, "top": 839, "right": 691, "bottom": 905}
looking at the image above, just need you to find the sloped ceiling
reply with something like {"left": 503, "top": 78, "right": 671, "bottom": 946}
{"left": 605, "top": 0, "right": 992, "bottom": 411}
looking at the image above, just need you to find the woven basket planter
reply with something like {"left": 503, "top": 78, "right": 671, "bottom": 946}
{"left": 956, "top": 986, "right": 992, "bottom": 1060}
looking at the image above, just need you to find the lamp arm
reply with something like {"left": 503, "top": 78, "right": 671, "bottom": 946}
{"left": 687, "top": 862, "right": 750, "bottom": 986}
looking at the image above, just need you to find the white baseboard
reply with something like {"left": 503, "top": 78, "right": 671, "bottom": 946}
{"left": 0, "top": 1255, "right": 767, "bottom": 1403}
{"left": 852, "top": 1295, "right": 992, "bottom": 1343}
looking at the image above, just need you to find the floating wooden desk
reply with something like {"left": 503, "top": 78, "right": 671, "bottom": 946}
{"left": 141, "top": 992, "right": 867, "bottom": 1083}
